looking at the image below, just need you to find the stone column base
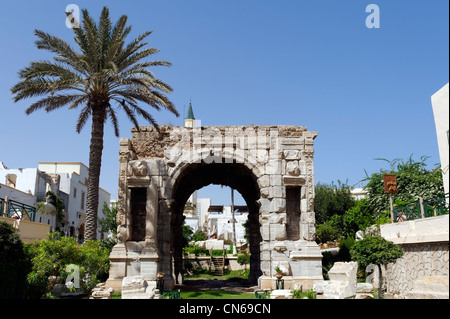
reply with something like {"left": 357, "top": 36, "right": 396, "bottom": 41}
{"left": 104, "top": 278, "right": 123, "bottom": 291}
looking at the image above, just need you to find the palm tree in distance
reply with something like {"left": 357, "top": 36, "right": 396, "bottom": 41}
{"left": 11, "top": 7, "right": 179, "bottom": 240}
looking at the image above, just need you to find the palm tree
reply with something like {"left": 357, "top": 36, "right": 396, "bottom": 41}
{"left": 11, "top": 7, "right": 179, "bottom": 240}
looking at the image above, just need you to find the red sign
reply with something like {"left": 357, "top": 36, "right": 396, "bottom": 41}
{"left": 383, "top": 174, "right": 398, "bottom": 194}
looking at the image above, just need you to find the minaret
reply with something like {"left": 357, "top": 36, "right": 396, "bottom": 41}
{"left": 183, "top": 98, "right": 199, "bottom": 229}
{"left": 184, "top": 98, "right": 195, "bottom": 128}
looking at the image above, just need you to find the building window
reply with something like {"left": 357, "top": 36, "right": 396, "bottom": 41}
{"left": 286, "top": 187, "right": 301, "bottom": 241}
{"left": 74, "top": 187, "right": 77, "bottom": 198}
{"left": 81, "top": 191, "right": 85, "bottom": 210}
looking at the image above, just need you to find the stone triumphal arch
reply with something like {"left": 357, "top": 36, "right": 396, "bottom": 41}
{"left": 106, "top": 125, "right": 323, "bottom": 290}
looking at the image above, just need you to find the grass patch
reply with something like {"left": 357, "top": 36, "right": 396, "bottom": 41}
{"left": 185, "top": 269, "right": 249, "bottom": 280}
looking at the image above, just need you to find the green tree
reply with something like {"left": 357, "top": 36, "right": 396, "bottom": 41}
{"left": 11, "top": 7, "right": 179, "bottom": 240}
{"left": 98, "top": 201, "right": 118, "bottom": 238}
{"left": 363, "top": 155, "right": 444, "bottom": 215}
{"left": 342, "top": 199, "right": 375, "bottom": 239}
{"left": 314, "top": 181, "right": 355, "bottom": 224}
{"left": 192, "top": 229, "right": 208, "bottom": 242}
{"left": 182, "top": 224, "right": 194, "bottom": 248}
{"left": 350, "top": 236, "right": 403, "bottom": 299}
{"left": 237, "top": 252, "right": 250, "bottom": 273}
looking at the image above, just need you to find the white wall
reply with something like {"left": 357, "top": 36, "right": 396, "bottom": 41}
{"left": 431, "top": 83, "right": 449, "bottom": 197}
{"left": 197, "top": 197, "right": 211, "bottom": 231}
{"left": 0, "top": 183, "right": 36, "bottom": 207}
{"left": 0, "top": 165, "right": 38, "bottom": 196}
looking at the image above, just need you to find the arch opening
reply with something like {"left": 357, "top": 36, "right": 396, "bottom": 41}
{"left": 170, "top": 162, "right": 262, "bottom": 284}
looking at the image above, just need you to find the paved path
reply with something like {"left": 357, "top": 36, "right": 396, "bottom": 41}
{"left": 175, "top": 278, "right": 257, "bottom": 292}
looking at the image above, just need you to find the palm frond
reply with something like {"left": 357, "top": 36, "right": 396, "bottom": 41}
{"left": 34, "top": 30, "right": 78, "bottom": 61}
{"left": 98, "top": 7, "right": 112, "bottom": 58}
{"left": 18, "top": 60, "right": 84, "bottom": 82}
{"left": 117, "top": 98, "right": 140, "bottom": 129}
{"left": 25, "top": 94, "right": 84, "bottom": 114}
{"left": 106, "top": 106, "right": 120, "bottom": 137}
{"left": 11, "top": 77, "right": 84, "bottom": 102}
{"left": 68, "top": 95, "right": 88, "bottom": 110}
{"left": 104, "top": 15, "right": 129, "bottom": 65}
{"left": 115, "top": 30, "right": 153, "bottom": 68}
{"left": 34, "top": 30, "right": 88, "bottom": 76}
{"left": 118, "top": 47, "right": 160, "bottom": 71}
{"left": 75, "top": 105, "right": 92, "bottom": 133}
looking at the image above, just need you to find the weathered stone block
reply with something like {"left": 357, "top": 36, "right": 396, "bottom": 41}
{"left": 258, "top": 175, "right": 270, "bottom": 189}
{"left": 270, "top": 289, "right": 293, "bottom": 299}
{"left": 408, "top": 276, "right": 449, "bottom": 299}
{"left": 283, "top": 150, "right": 301, "bottom": 160}
{"left": 265, "top": 160, "right": 282, "bottom": 175}
{"left": 323, "top": 261, "right": 358, "bottom": 299}
{"left": 286, "top": 161, "right": 300, "bottom": 176}
{"left": 270, "top": 224, "right": 286, "bottom": 241}
{"left": 270, "top": 174, "right": 283, "bottom": 186}
{"left": 270, "top": 198, "right": 285, "bottom": 213}
{"left": 269, "top": 186, "right": 285, "bottom": 198}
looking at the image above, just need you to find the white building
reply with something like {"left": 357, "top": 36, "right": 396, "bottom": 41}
{"left": 38, "top": 162, "right": 110, "bottom": 240}
{"left": 431, "top": 83, "right": 449, "bottom": 199}
{"left": 197, "top": 197, "right": 211, "bottom": 233}
{"left": 351, "top": 187, "right": 368, "bottom": 201}
{"left": 0, "top": 162, "right": 59, "bottom": 230}
{"left": 0, "top": 161, "right": 110, "bottom": 241}
{"left": 206, "top": 204, "right": 249, "bottom": 244}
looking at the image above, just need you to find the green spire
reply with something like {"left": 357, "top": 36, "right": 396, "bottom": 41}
{"left": 186, "top": 98, "right": 195, "bottom": 120}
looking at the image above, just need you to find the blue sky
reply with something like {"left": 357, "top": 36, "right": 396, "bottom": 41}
{"left": 0, "top": 0, "right": 448, "bottom": 205}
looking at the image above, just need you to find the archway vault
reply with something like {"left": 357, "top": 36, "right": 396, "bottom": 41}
{"left": 106, "top": 125, "right": 323, "bottom": 291}
{"left": 170, "top": 162, "right": 262, "bottom": 284}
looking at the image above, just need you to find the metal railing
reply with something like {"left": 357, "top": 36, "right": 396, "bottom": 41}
{"left": 1, "top": 197, "right": 37, "bottom": 222}
{"left": 393, "top": 193, "right": 449, "bottom": 223}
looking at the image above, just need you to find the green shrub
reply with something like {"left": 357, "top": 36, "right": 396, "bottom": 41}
{"left": 336, "top": 236, "right": 355, "bottom": 262}
{"left": 316, "top": 222, "right": 340, "bottom": 243}
{"left": 320, "top": 251, "right": 334, "bottom": 280}
{"left": 183, "top": 244, "right": 207, "bottom": 257}
{"left": 24, "top": 232, "right": 110, "bottom": 298}
{"left": 192, "top": 230, "right": 208, "bottom": 241}
{"left": 0, "top": 221, "right": 31, "bottom": 299}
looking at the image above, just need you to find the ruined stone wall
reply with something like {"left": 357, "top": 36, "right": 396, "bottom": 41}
{"left": 385, "top": 242, "right": 449, "bottom": 298}
{"left": 380, "top": 215, "right": 449, "bottom": 298}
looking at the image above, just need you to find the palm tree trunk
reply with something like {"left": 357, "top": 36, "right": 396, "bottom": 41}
{"left": 84, "top": 105, "right": 106, "bottom": 240}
